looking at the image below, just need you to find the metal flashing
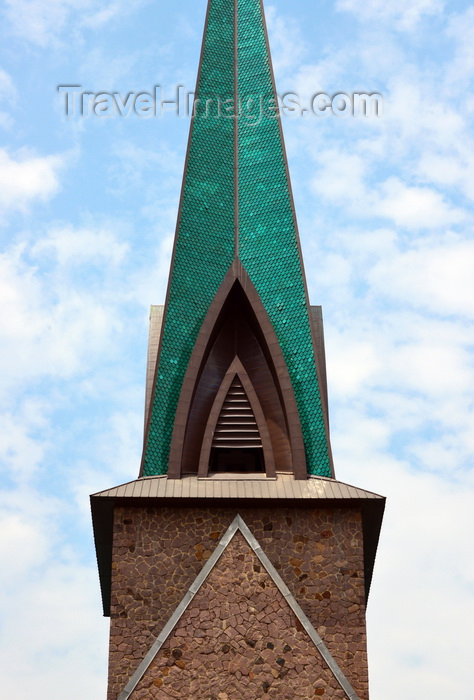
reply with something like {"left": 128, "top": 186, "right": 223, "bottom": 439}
{"left": 117, "top": 514, "right": 360, "bottom": 700}
{"left": 92, "top": 474, "right": 383, "bottom": 501}
{"left": 90, "top": 475, "right": 385, "bottom": 614}
{"left": 144, "top": 305, "right": 163, "bottom": 431}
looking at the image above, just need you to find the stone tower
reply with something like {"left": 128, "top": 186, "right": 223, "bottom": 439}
{"left": 91, "top": 1, "right": 385, "bottom": 698}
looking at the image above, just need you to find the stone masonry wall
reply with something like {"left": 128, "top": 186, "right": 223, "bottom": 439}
{"left": 107, "top": 505, "right": 368, "bottom": 700}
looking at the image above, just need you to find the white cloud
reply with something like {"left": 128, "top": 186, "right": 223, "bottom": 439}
{"left": 416, "top": 152, "right": 465, "bottom": 188}
{"left": 3, "top": 0, "right": 142, "bottom": 47}
{"left": 71, "top": 407, "right": 144, "bottom": 524}
{"left": 0, "top": 484, "right": 108, "bottom": 699}
{"left": 368, "top": 235, "right": 474, "bottom": 316}
{"left": 389, "top": 338, "right": 471, "bottom": 396}
{"left": 293, "top": 58, "right": 346, "bottom": 98}
{"left": 82, "top": 0, "right": 147, "bottom": 30}
{"left": 330, "top": 348, "right": 474, "bottom": 693}
{"left": 0, "top": 513, "right": 50, "bottom": 584}
{"left": 338, "top": 450, "right": 474, "bottom": 699}
{"left": 0, "top": 68, "right": 16, "bottom": 128}
{"left": 327, "top": 334, "right": 382, "bottom": 397}
{"left": 265, "top": 5, "right": 305, "bottom": 77}
{"left": 382, "top": 76, "right": 466, "bottom": 158}
{"left": 0, "top": 404, "right": 50, "bottom": 483}
{"left": 81, "top": 0, "right": 131, "bottom": 28}
{"left": 0, "top": 227, "right": 135, "bottom": 397}
{"left": 110, "top": 140, "right": 182, "bottom": 187}
{"left": 0, "top": 561, "right": 108, "bottom": 699}
{"left": 311, "top": 153, "right": 466, "bottom": 229}
{"left": 375, "top": 178, "right": 465, "bottom": 229}
{"left": 0, "top": 218, "right": 146, "bottom": 696}
{"left": 445, "top": 6, "right": 474, "bottom": 88}
{"left": 0, "top": 148, "right": 64, "bottom": 215}
{"left": 310, "top": 148, "right": 369, "bottom": 207}
{"left": 291, "top": 12, "right": 474, "bottom": 227}
{"left": 3, "top": 0, "right": 91, "bottom": 47}
{"left": 77, "top": 46, "right": 141, "bottom": 87}
{"left": 32, "top": 225, "right": 130, "bottom": 267}
{"left": 0, "top": 68, "right": 16, "bottom": 100}
{"left": 336, "top": 0, "right": 445, "bottom": 31}
{"left": 5, "top": 0, "right": 146, "bottom": 48}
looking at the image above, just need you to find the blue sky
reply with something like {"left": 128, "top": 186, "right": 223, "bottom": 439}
{"left": 0, "top": 0, "right": 473, "bottom": 698}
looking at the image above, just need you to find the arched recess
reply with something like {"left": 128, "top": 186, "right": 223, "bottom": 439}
{"left": 167, "top": 260, "right": 307, "bottom": 479}
{"left": 198, "top": 357, "right": 276, "bottom": 477}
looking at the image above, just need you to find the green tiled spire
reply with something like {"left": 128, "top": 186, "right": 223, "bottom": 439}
{"left": 143, "top": 0, "right": 332, "bottom": 477}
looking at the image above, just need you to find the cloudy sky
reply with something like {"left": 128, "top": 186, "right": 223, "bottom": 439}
{"left": 0, "top": 0, "right": 473, "bottom": 698}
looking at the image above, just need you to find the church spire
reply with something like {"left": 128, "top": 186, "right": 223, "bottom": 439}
{"left": 142, "top": 0, "right": 333, "bottom": 479}
{"left": 91, "top": 8, "right": 385, "bottom": 698}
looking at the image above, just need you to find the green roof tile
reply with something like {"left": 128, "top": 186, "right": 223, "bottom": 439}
{"left": 143, "top": 0, "right": 331, "bottom": 477}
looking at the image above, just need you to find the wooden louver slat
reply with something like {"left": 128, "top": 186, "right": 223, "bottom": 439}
{"left": 212, "top": 376, "right": 262, "bottom": 449}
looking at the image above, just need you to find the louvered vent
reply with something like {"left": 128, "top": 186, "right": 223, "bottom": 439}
{"left": 212, "top": 375, "right": 262, "bottom": 449}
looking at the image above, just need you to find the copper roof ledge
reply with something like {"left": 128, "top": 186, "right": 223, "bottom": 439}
{"left": 90, "top": 475, "right": 385, "bottom": 616}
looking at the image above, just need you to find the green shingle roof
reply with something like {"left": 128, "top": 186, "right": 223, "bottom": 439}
{"left": 142, "top": 0, "right": 332, "bottom": 478}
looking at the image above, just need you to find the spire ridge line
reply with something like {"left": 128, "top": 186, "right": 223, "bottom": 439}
{"left": 234, "top": 0, "right": 239, "bottom": 259}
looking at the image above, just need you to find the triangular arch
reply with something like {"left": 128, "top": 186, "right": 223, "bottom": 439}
{"left": 198, "top": 357, "right": 276, "bottom": 477}
{"left": 165, "top": 260, "right": 306, "bottom": 479}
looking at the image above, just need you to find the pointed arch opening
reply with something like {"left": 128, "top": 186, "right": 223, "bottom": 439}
{"left": 167, "top": 261, "right": 306, "bottom": 478}
{"left": 198, "top": 358, "right": 275, "bottom": 477}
